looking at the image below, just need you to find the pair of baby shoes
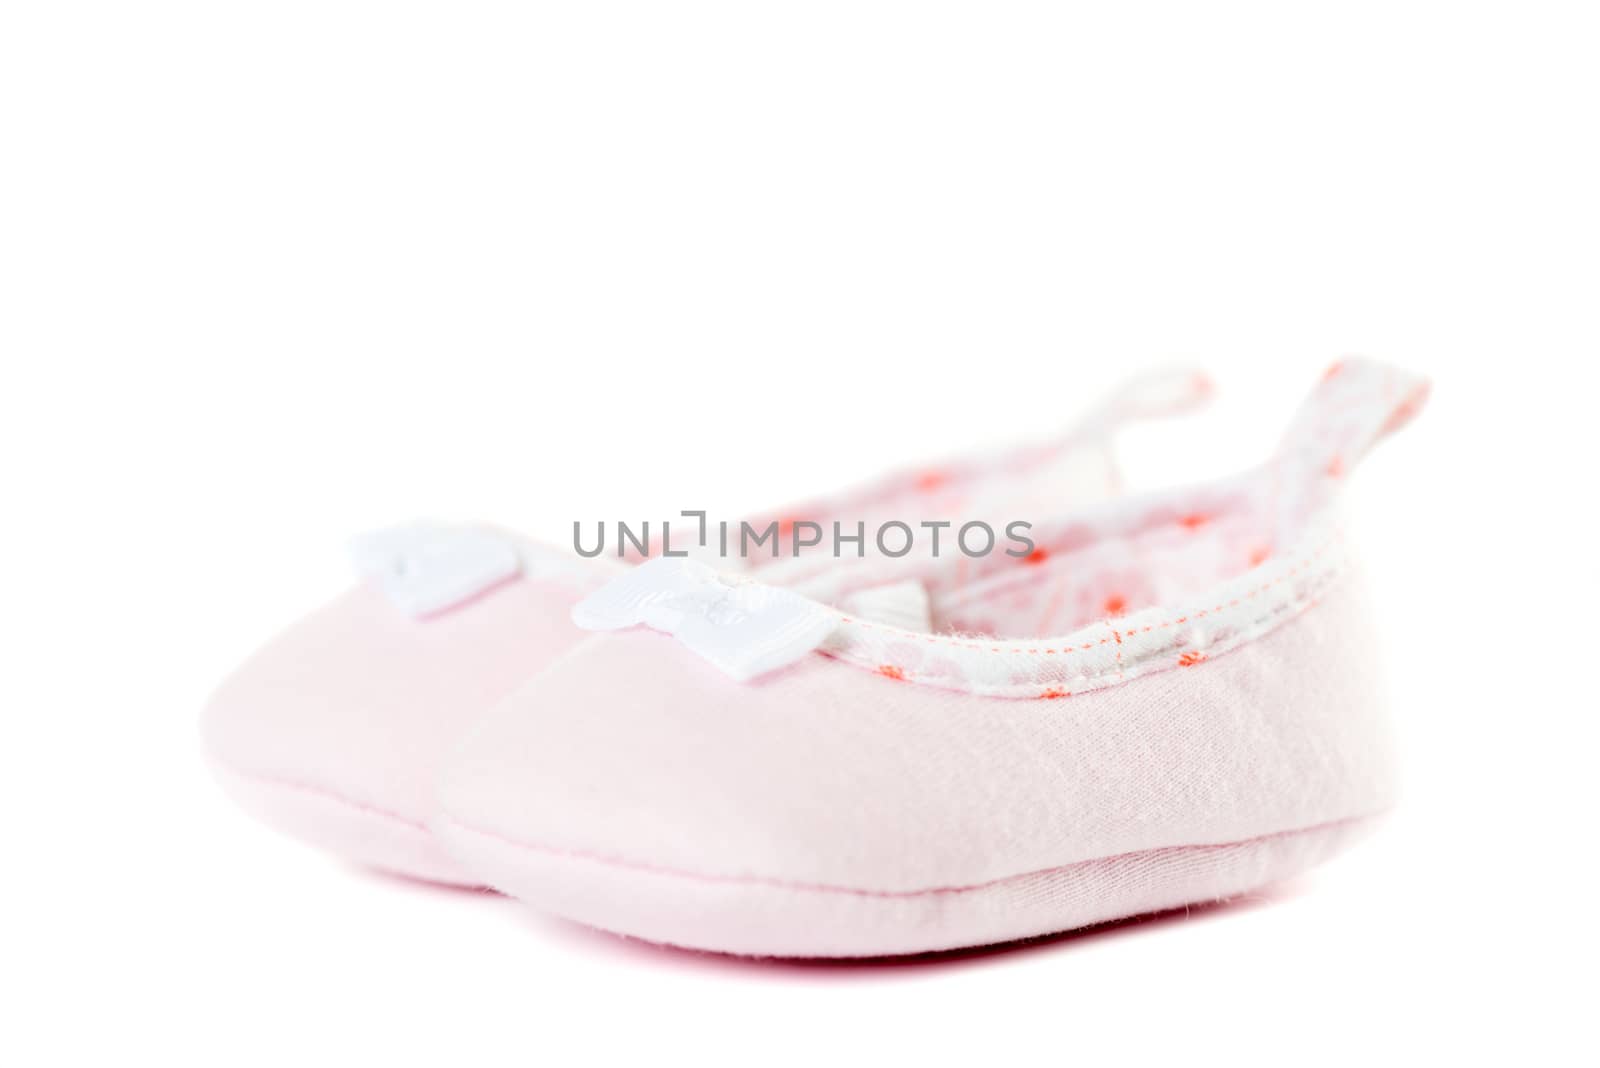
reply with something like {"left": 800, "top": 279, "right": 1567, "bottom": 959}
{"left": 203, "top": 359, "right": 1426, "bottom": 957}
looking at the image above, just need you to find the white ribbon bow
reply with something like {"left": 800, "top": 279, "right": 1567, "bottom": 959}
{"left": 571, "top": 557, "right": 838, "bottom": 682}
{"left": 350, "top": 522, "right": 522, "bottom": 617}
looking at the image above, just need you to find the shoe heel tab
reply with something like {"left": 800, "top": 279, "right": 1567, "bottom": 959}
{"left": 1276, "top": 357, "right": 1431, "bottom": 484}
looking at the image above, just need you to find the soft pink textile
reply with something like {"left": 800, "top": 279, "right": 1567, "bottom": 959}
{"left": 434, "top": 572, "right": 1396, "bottom": 955}
{"left": 198, "top": 373, "right": 1185, "bottom": 882}
{"left": 203, "top": 358, "right": 1417, "bottom": 928}
{"left": 208, "top": 761, "right": 461, "bottom": 884}
{"left": 202, "top": 577, "right": 588, "bottom": 884}
{"left": 442, "top": 812, "right": 1375, "bottom": 958}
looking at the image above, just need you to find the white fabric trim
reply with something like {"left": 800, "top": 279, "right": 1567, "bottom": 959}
{"left": 564, "top": 358, "right": 1424, "bottom": 698}
{"left": 818, "top": 512, "right": 1347, "bottom": 698}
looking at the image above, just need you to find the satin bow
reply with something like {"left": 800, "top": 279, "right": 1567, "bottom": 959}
{"left": 350, "top": 522, "right": 521, "bottom": 618}
{"left": 572, "top": 557, "right": 838, "bottom": 682}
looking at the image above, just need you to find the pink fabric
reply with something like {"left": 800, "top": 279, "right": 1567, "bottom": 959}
{"left": 434, "top": 572, "right": 1397, "bottom": 954}
{"left": 208, "top": 761, "right": 464, "bottom": 884}
{"left": 202, "top": 577, "right": 589, "bottom": 884}
{"left": 439, "top": 813, "right": 1377, "bottom": 958}
{"left": 199, "top": 389, "right": 1150, "bottom": 881}
{"left": 203, "top": 359, "right": 1419, "bottom": 920}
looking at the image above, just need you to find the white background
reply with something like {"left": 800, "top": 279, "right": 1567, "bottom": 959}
{"left": 3, "top": 2, "right": 1596, "bottom": 1063}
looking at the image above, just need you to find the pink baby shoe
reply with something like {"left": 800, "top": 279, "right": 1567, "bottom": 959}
{"left": 433, "top": 359, "right": 1428, "bottom": 955}
{"left": 202, "top": 369, "right": 1210, "bottom": 885}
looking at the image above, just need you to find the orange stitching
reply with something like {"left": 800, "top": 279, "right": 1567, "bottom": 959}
{"left": 814, "top": 549, "right": 1344, "bottom": 699}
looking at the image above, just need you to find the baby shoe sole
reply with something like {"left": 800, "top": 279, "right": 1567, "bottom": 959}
{"left": 210, "top": 759, "right": 479, "bottom": 887}
{"left": 433, "top": 811, "right": 1380, "bottom": 958}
